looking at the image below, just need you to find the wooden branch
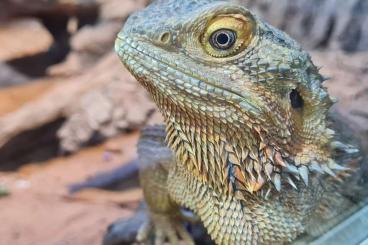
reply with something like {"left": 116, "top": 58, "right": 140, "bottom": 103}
{"left": 0, "top": 52, "right": 158, "bottom": 152}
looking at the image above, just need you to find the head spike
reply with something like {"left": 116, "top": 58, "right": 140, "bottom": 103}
{"left": 322, "top": 164, "right": 336, "bottom": 177}
{"left": 264, "top": 186, "right": 272, "bottom": 200}
{"left": 325, "top": 128, "right": 335, "bottom": 137}
{"left": 284, "top": 163, "right": 299, "bottom": 175}
{"left": 274, "top": 152, "right": 286, "bottom": 167}
{"left": 272, "top": 174, "right": 281, "bottom": 192}
{"left": 321, "top": 76, "right": 331, "bottom": 82}
{"left": 328, "top": 159, "right": 350, "bottom": 171}
{"left": 309, "top": 161, "right": 324, "bottom": 173}
{"left": 330, "top": 141, "right": 359, "bottom": 154}
{"left": 329, "top": 96, "right": 338, "bottom": 103}
{"left": 264, "top": 162, "right": 273, "bottom": 179}
{"left": 298, "top": 166, "right": 309, "bottom": 186}
{"left": 287, "top": 176, "right": 298, "bottom": 190}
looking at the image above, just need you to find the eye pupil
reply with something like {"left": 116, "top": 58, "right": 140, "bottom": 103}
{"left": 210, "top": 29, "right": 236, "bottom": 50}
{"left": 217, "top": 33, "right": 229, "bottom": 45}
{"left": 290, "top": 89, "right": 304, "bottom": 109}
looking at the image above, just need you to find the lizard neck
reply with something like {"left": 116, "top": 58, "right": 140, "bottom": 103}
{"left": 164, "top": 110, "right": 272, "bottom": 197}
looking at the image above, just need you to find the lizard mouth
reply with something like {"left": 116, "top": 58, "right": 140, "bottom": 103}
{"left": 115, "top": 35, "right": 262, "bottom": 118}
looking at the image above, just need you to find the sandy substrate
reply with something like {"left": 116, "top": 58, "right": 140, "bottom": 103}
{"left": 0, "top": 132, "right": 141, "bottom": 245}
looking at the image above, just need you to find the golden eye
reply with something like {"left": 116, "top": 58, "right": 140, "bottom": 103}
{"left": 202, "top": 14, "right": 254, "bottom": 58}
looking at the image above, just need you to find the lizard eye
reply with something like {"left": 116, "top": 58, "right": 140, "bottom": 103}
{"left": 290, "top": 89, "right": 304, "bottom": 109}
{"left": 210, "top": 29, "right": 237, "bottom": 50}
{"left": 201, "top": 14, "right": 254, "bottom": 58}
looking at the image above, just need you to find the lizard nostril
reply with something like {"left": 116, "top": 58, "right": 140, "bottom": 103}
{"left": 159, "top": 31, "right": 171, "bottom": 44}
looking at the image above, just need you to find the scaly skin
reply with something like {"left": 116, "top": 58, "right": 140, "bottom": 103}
{"left": 114, "top": 0, "right": 364, "bottom": 244}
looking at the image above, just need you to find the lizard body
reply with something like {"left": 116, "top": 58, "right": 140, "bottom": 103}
{"left": 115, "top": 0, "right": 365, "bottom": 244}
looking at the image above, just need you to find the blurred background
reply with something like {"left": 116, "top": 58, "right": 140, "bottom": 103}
{"left": 0, "top": 0, "right": 367, "bottom": 244}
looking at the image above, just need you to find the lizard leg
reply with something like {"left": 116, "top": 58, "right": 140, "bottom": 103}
{"left": 137, "top": 125, "right": 194, "bottom": 245}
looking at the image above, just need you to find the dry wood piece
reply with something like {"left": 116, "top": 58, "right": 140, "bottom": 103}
{"left": 0, "top": 52, "right": 158, "bottom": 153}
{"left": 0, "top": 18, "right": 53, "bottom": 61}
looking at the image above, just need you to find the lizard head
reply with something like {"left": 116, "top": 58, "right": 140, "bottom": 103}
{"left": 115, "top": 0, "right": 345, "bottom": 197}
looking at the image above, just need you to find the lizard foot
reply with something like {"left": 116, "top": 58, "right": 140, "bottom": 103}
{"left": 137, "top": 212, "right": 195, "bottom": 245}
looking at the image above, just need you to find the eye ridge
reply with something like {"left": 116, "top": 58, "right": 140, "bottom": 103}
{"left": 290, "top": 89, "right": 304, "bottom": 109}
{"left": 210, "top": 29, "right": 237, "bottom": 50}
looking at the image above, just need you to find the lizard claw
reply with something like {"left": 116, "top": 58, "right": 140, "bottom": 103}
{"left": 137, "top": 212, "right": 194, "bottom": 245}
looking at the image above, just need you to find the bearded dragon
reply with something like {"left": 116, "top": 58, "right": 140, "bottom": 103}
{"left": 114, "top": 0, "right": 366, "bottom": 244}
